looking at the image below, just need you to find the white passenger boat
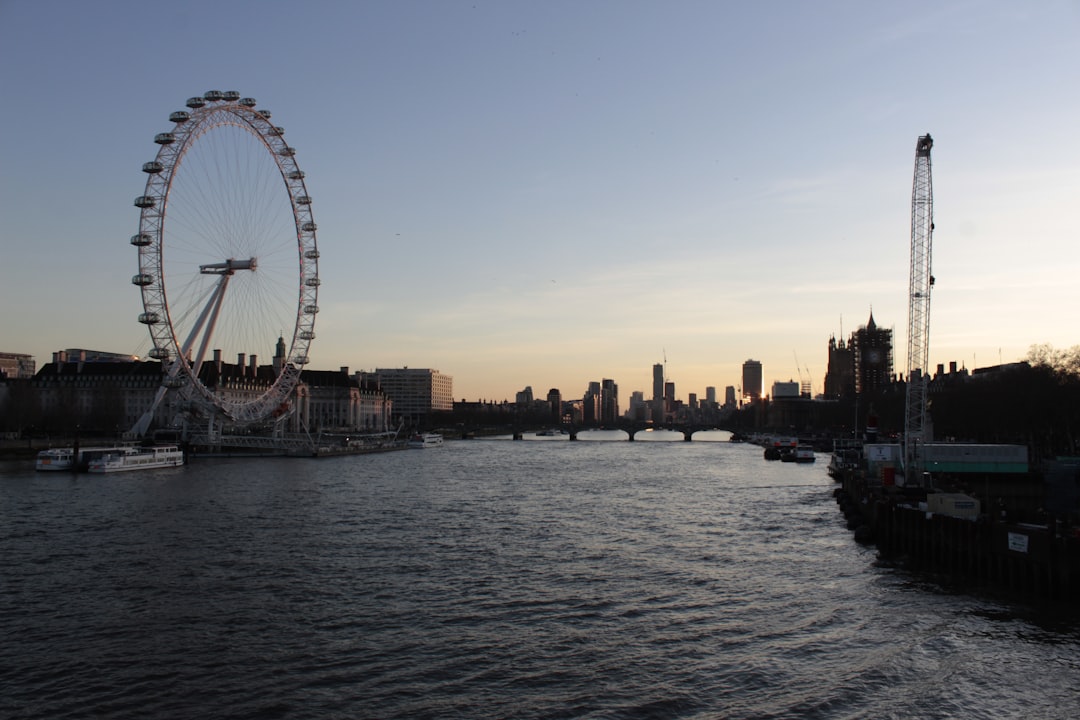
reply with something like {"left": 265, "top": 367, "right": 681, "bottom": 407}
{"left": 407, "top": 433, "right": 443, "bottom": 449}
{"left": 36, "top": 446, "right": 127, "bottom": 472}
{"left": 36, "top": 447, "right": 80, "bottom": 472}
{"left": 87, "top": 445, "right": 185, "bottom": 473}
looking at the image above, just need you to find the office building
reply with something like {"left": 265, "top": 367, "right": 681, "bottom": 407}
{"left": 601, "top": 378, "right": 619, "bottom": 425}
{"left": 368, "top": 368, "right": 453, "bottom": 425}
{"left": 546, "top": 388, "right": 562, "bottom": 422}
{"left": 652, "top": 363, "right": 664, "bottom": 424}
{"left": 742, "top": 359, "right": 763, "bottom": 402}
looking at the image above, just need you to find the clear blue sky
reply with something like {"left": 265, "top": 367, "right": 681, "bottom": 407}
{"left": 2, "top": 1, "right": 1079, "bottom": 403}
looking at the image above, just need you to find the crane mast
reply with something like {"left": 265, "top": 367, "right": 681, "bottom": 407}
{"left": 903, "top": 133, "right": 934, "bottom": 483}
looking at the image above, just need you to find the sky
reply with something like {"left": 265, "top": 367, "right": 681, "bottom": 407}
{"left": 2, "top": 1, "right": 1080, "bottom": 404}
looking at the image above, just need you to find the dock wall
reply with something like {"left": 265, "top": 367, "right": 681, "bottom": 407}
{"left": 836, "top": 473, "right": 1080, "bottom": 601}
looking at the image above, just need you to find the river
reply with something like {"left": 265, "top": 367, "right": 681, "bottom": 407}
{"left": 2, "top": 432, "right": 1077, "bottom": 719}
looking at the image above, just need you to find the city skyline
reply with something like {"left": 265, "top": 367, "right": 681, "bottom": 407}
{"left": 3, "top": 3, "right": 1080, "bottom": 402}
{"left": 0, "top": 306, "right": 966, "bottom": 404}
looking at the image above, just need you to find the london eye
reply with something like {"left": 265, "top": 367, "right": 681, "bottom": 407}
{"left": 131, "top": 90, "right": 319, "bottom": 435}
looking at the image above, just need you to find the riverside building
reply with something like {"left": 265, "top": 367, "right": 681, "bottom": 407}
{"left": 0, "top": 347, "right": 393, "bottom": 438}
{"left": 363, "top": 368, "right": 453, "bottom": 427}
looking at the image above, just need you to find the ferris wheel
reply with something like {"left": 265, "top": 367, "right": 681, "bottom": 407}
{"left": 131, "top": 90, "right": 319, "bottom": 433}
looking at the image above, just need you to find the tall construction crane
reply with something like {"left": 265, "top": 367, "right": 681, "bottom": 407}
{"left": 903, "top": 134, "right": 935, "bottom": 484}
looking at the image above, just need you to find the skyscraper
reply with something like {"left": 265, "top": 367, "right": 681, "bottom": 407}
{"left": 601, "top": 378, "right": 619, "bottom": 425}
{"left": 584, "top": 381, "right": 601, "bottom": 425}
{"left": 742, "top": 359, "right": 763, "bottom": 402}
{"left": 652, "top": 362, "right": 665, "bottom": 423}
{"left": 546, "top": 388, "right": 562, "bottom": 422}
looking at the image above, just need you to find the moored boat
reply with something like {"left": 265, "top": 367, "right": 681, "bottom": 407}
{"left": 827, "top": 440, "right": 862, "bottom": 478}
{"left": 764, "top": 436, "right": 796, "bottom": 461}
{"left": 36, "top": 446, "right": 129, "bottom": 472}
{"left": 35, "top": 447, "right": 79, "bottom": 472}
{"left": 87, "top": 445, "right": 185, "bottom": 473}
{"left": 407, "top": 433, "right": 443, "bottom": 448}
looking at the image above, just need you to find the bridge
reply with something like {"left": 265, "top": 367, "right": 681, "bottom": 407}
{"left": 510, "top": 421, "right": 727, "bottom": 441}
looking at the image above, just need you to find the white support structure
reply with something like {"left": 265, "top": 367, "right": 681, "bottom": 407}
{"left": 903, "top": 134, "right": 935, "bottom": 482}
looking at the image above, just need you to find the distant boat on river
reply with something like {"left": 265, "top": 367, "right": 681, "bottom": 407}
{"left": 408, "top": 433, "right": 444, "bottom": 448}
{"left": 87, "top": 445, "right": 185, "bottom": 473}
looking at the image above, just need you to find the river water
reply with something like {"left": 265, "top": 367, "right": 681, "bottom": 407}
{"left": 2, "top": 431, "right": 1078, "bottom": 719}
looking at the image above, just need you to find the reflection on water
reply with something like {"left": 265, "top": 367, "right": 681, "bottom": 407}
{"left": 1, "top": 439, "right": 1077, "bottom": 719}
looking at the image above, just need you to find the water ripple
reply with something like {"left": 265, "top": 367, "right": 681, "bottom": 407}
{"left": 2, "top": 443, "right": 1078, "bottom": 718}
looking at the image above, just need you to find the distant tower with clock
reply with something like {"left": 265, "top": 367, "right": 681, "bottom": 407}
{"left": 851, "top": 311, "right": 893, "bottom": 395}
